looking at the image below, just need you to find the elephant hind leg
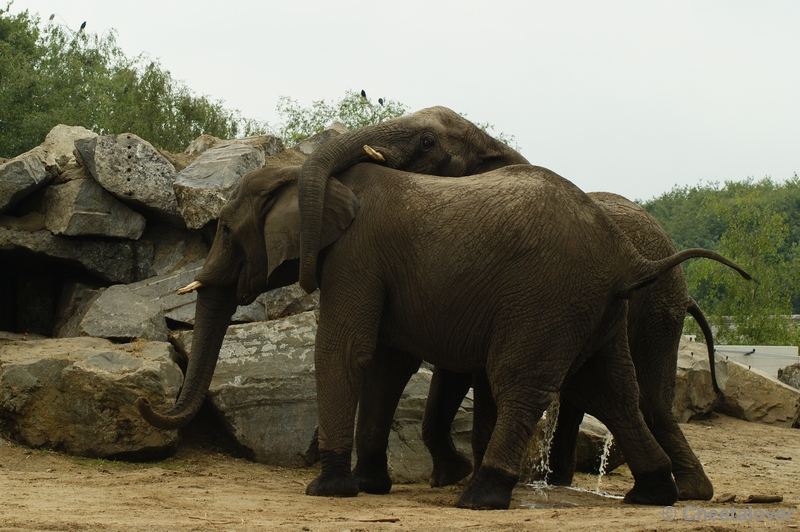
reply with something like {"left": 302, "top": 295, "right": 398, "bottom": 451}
{"left": 563, "top": 329, "right": 678, "bottom": 506}
{"left": 457, "top": 335, "right": 571, "bottom": 510}
{"left": 423, "top": 368, "right": 474, "bottom": 487}
{"left": 534, "top": 399, "right": 584, "bottom": 486}
{"left": 647, "top": 409, "right": 714, "bottom": 500}
{"left": 629, "top": 309, "right": 714, "bottom": 500}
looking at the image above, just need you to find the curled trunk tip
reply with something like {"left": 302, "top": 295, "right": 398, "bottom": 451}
{"left": 135, "top": 397, "right": 190, "bottom": 431}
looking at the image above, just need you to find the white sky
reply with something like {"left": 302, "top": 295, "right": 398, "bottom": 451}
{"left": 10, "top": 0, "right": 800, "bottom": 202}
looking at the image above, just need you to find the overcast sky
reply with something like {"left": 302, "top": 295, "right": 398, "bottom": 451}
{"left": 10, "top": 1, "right": 800, "bottom": 202}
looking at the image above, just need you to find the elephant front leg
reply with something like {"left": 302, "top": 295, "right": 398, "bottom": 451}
{"left": 353, "top": 347, "right": 421, "bottom": 494}
{"left": 306, "top": 304, "right": 382, "bottom": 498}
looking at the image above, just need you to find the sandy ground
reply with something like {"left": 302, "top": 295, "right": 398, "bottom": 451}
{"left": 1, "top": 412, "right": 798, "bottom": 532}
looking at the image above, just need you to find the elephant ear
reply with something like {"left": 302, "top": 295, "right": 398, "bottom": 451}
{"left": 264, "top": 177, "right": 359, "bottom": 280}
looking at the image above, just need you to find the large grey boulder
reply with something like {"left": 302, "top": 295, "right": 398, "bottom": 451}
{"left": 43, "top": 178, "right": 146, "bottom": 239}
{"left": 0, "top": 337, "right": 182, "bottom": 459}
{"left": 0, "top": 225, "right": 153, "bottom": 284}
{"left": 295, "top": 121, "right": 348, "bottom": 155}
{"left": 78, "top": 285, "right": 169, "bottom": 342}
{"left": 75, "top": 133, "right": 181, "bottom": 225}
{"left": 716, "top": 358, "right": 800, "bottom": 427}
{"left": 173, "top": 136, "right": 281, "bottom": 230}
{"left": 778, "top": 363, "right": 800, "bottom": 390}
{"left": 0, "top": 146, "right": 53, "bottom": 213}
{"left": 139, "top": 223, "right": 209, "bottom": 278}
{"left": 672, "top": 339, "right": 721, "bottom": 422}
{"left": 53, "top": 280, "right": 103, "bottom": 338}
{"left": 383, "top": 368, "right": 473, "bottom": 483}
{"left": 41, "top": 124, "right": 97, "bottom": 172}
{"left": 173, "top": 311, "right": 319, "bottom": 467}
{"left": 264, "top": 283, "right": 320, "bottom": 320}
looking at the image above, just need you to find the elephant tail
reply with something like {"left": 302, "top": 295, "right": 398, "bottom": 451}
{"left": 623, "top": 248, "right": 752, "bottom": 297}
{"left": 687, "top": 298, "right": 722, "bottom": 397}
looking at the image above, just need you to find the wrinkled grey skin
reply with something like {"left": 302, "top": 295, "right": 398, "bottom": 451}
{"left": 138, "top": 163, "right": 748, "bottom": 509}
{"left": 136, "top": 107, "right": 526, "bottom": 432}
{"left": 420, "top": 193, "right": 718, "bottom": 502}
{"left": 296, "top": 106, "right": 528, "bottom": 294}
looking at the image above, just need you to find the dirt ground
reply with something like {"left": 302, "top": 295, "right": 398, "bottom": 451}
{"left": 1, "top": 413, "right": 798, "bottom": 532}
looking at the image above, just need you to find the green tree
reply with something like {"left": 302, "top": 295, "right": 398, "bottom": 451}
{"left": 275, "top": 90, "right": 408, "bottom": 145}
{"left": 0, "top": 5, "right": 267, "bottom": 157}
{"left": 684, "top": 192, "right": 800, "bottom": 345}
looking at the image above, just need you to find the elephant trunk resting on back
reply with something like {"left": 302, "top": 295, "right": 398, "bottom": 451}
{"left": 417, "top": 192, "right": 721, "bottom": 502}
{"left": 138, "top": 162, "right": 750, "bottom": 509}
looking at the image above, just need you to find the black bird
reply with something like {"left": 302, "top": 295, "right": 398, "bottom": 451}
{"left": 360, "top": 89, "right": 367, "bottom": 98}
{"left": 80, "top": 21, "right": 86, "bottom": 31}
{"left": 378, "top": 98, "right": 384, "bottom": 106}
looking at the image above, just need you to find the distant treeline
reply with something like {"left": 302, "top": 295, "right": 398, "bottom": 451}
{"left": 641, "top": 176, "right": 800, "bottom": 345}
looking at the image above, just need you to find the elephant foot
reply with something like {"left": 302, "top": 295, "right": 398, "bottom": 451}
{"left": 675, "top": 469, "right": 714, "bottom": 501}
{"left": 456, "top": 466, "right": 517, "bottom": 510}
{"left": 623, "top": 466, "right": 678, "bottom": 506}
{"left": 305, "top": 450, "right": 359, "bottom": 498}
{"left": 353, "top": 454, "right": 393, "bottom": 494}
{"left": 545, "top": 469, "right": 575, "bottom": 487}
{"left": 430, "top": 450, "right": 473, "bottom": 487}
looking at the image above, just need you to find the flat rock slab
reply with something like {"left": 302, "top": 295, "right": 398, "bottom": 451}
{"left": 718, "top": 358, "right": 800, "bottom": 427}
{"left": 173, "top": 142, "right": 267, "bottom": 229}
{"left": 43, "top": 178, "right": 146, "bottom": 239}
{"left": 79, "top": 285, "right": 169, "bottom": 342}
{"left": 0, "top": 337, "right": 182, "bottom": 459}
{"left": 174, "top": 311, "right": 319, "bottom": 467}
{"left": 0, "top": 226, "right": 152, "bottom": 284}
{"left": 673, "top": 339, "right": 720, "bottom": 422}
{"left": 0, "top": 146, "right": 52, "bottom": 213}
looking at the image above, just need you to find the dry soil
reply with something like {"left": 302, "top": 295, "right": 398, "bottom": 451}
{"left": 1, "top": 413, "right": 798, "bottom": 531}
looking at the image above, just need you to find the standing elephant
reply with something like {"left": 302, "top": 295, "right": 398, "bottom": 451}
{"left": 291, "top": 113, "right": 722, "bottom": 502}
{"left": 135, "top": 106, "right": 527, "bottom": 432}
{"left": 422, "top": 192, "right": 720, "bottom": 501}
{"left": 291, "top": 165, "right": 746, "bottom": 509}
{"left": 139, "top": 161, "right": 750, "bottom": 509}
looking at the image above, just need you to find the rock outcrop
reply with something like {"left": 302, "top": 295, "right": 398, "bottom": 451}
{"left": 0, "top": 337, "right": 182, "bottom": 459}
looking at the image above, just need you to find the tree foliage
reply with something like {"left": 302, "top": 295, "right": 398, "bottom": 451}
{"left": 275, "top": 90, "right": 408, "bottom": 146}
{"left": 643, "top": 176, "right": 800, "bottom": 345}
{"left": 0, "top": 5, "right": 267, "bottom": 157}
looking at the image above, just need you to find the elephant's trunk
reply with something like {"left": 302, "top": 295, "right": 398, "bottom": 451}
{"left": 298, "top": 124, "right": 395, "bottom": 293}
{"left": 136, "top": 284, "right": 238, "bottom": 430}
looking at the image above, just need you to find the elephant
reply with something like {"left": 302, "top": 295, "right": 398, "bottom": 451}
{"left": 289, "top": 110, "right": 723, "bottom": 502}
{"left": 134, "top": 105, "right": 526, "bottom": 430}
{"left": 295, "top": 106, "right": 528, "bottom": 294}
{"left": 137, "top": 160, "right": 750, "bottom": 510}
{"left": 421, "top": 192, "right": 721, "bottom": 501}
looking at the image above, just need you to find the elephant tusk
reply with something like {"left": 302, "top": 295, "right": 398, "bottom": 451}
{"left": 363, "top": 145, "right": 385, "bottom": 162}
{"left": 176, "top": 280, "right": 204, "bottom": 295}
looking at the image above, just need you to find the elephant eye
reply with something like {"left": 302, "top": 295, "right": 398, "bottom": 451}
{"left": 419, "top": 134, "right": 435, "bottom": 152}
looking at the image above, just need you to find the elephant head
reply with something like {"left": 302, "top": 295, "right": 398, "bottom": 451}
{"left": 296, "top": 105, "right": 529, "bottom": 293}
{"left": 136, "top": 166, "right": 359, "bottom": 430}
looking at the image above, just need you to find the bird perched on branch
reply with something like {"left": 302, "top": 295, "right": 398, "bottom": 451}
{"left": 80, "top": 21, "right": 86, "bottom": 31}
